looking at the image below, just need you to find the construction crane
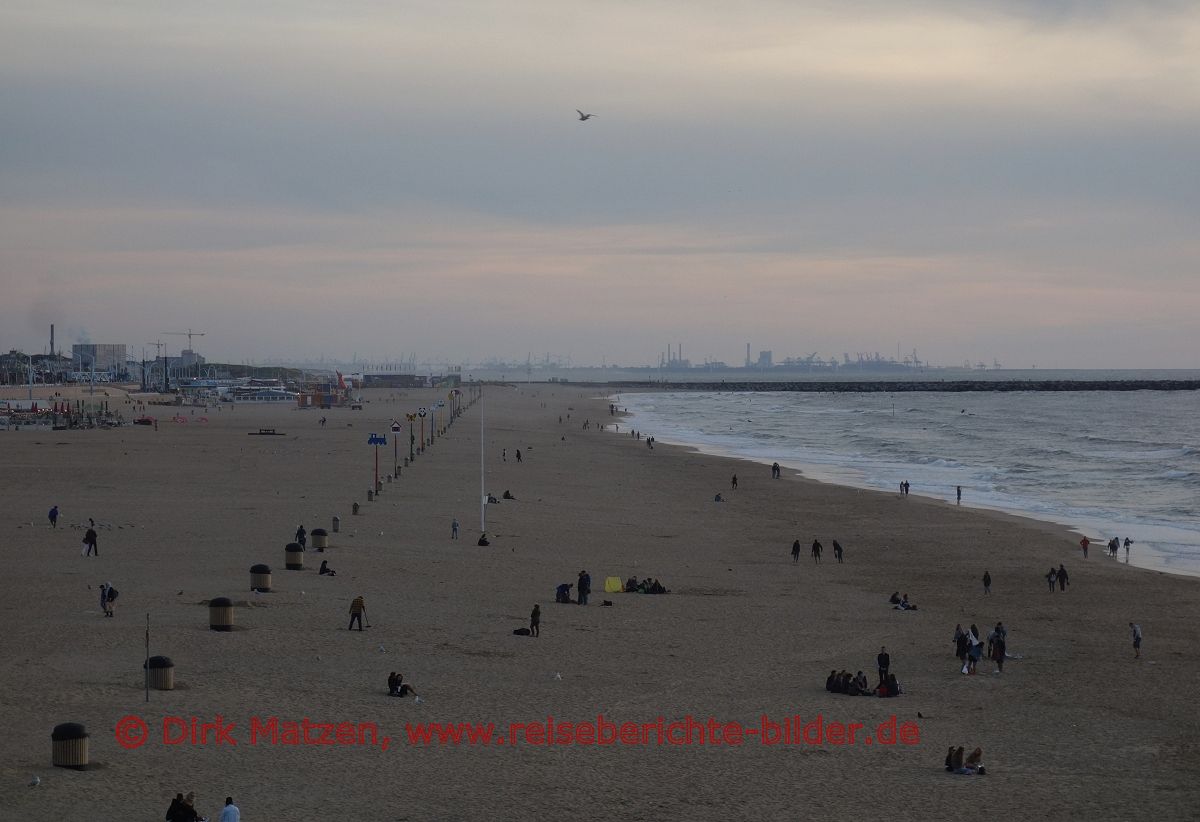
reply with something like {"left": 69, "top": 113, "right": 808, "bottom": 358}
{"left": 162, "top": 329, "right": 206, "bottom": 380}
{"left": 146, "top": 340, "right": 166, "bottom": 392}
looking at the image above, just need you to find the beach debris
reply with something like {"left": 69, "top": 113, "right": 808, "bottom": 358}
{"left": 29, "top": 775, "right": 40, "bottom": 787}
{"left": 414, "top": 695, "right": 424, "bottom": 705}
{"left": 378, "top": 644, "right": 386, "bottom": 653}
{"left": 554, "top": 672, "right": 562, "bottom": 680}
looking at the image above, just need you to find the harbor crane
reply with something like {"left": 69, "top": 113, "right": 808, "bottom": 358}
{"left": 162, "top": 329, "right": 206, "bottom": 380}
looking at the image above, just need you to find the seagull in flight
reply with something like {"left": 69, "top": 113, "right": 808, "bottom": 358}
{"left": 576, "top": 110, "right": 596, "bottom": 121}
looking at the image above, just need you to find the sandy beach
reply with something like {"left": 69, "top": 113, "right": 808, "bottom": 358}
{"left": 1, "top": 383, "right": 1197, "bottom": 820}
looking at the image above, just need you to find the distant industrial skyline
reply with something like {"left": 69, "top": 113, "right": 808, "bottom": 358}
{"left": 3, "top": 2, "right": 1198, "bottom": 368}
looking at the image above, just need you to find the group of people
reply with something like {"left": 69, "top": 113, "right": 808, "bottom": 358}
{"left": 624, "top": 576, "right": 668, "bottom": 594}
{"left": 1045, "top": 564, "right": 1069, "bottom": 592}
{"left": 165, "top": 792, "right": 240, "bottom": 821}
{"left": 954, "top": 622, "right": 1007, "bottom": 674}
{"left": 1079, "top": 535, "right": 1133, "bottom": 558}
{"left": 791, "top": 539, "right": 844, "bottom": 563}
{"left": 825, "top": 669, "right": 873, "bottom": 696}
{"left": 945, "top": 746, "right": 986, "bottom": 775}
{"left": 98, "top": 582, "right": 118, "bottom": 617}
{"left": 888, "top": 592, "right": 917, "bottom": 610}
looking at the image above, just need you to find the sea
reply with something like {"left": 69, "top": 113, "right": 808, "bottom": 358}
{"left": 619, "top": 383, "right": 1200, "bottom": 578}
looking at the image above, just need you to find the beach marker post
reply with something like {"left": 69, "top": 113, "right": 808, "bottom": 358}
{"left": 418, "top": 407, "right": 427, "bottom": 452}
{"left": 368, "top": 433, "right": 387, "bottom": 492}
{"left": 391, "top": 419, "right": 402, "bottom": 475}
{"left": 406, "top": 413, "right": 416, "bottom": 461}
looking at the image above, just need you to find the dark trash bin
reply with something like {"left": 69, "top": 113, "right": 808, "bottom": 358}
{"left": 143, "top": 655, "right": 175, "bottom": 690}
{"left": 250, "top": 563, "right": 272, "bottom": 592}
{"left": 209, "top": 596, "right": 234, "bottom": 631}
{"left": 52, "top": 722, "right": 89, "bottom": 769}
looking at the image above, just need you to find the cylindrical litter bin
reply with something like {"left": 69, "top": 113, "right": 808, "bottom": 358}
{"left": 332, "top": 516, "right": 340, "bottom": 533}
{"left": 311, "top": 528, "right": 328, "bottom": 550}
{"left": 143, "top": 655, "right": 175, "bottom": 690}
{"left": 250, "top": 563, "right": 272, "bottom": 592}
{"left": 367, "top": 490, "right": 374, "bottom": 502}
{"left": 52, "top": 722, "right": 89, "bottom": 769}
{"left": 285, "top": 543, "right": 304, "bottom": 570}
{"left": 209, "top": 596, "right": 234, "bottom": 631}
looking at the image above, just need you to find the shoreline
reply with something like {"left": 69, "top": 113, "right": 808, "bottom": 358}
{"left": 612, "top": 390, "right": 1198, "bottom": 582}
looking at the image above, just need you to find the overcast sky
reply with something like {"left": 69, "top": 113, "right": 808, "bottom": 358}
{"left": 2, "top": 1, "right": 1198, "bottom": 368}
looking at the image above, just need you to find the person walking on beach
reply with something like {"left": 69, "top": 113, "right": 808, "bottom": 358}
{"left": 220, "top": 796, "right": 241, "bottom": 822}
{"left": 83, "top": 524, "right": 98, "bottom": 557}
{"left": 1046, "top": 567, "right": 1058, "bottom": 592}
{"left": 833, "top": 539, "right": 844, "bottom": 563}
{"left": 772, "top": 462, "right": 781, "bottom": 479}
{"left": 516, "top": 449, "right": 522, "bottom": 463}
{"left": 48, "top": 505, "right": 59, "bottom": 528}
{"left": 530, "top": 604, "right": 541, "bottom": 637}
{"left": 1130, "top": 622, "right": 1142, "bottom": 659}
{"left": 349, "top": 595, "right": 366, "bottom": 631}
{"left": 811, "top": 539, "right": 822, "bottom": 564}
{"left": 1080, "top": 536, "right": 1089, "bottom": 558}
{"left": 877, "top": 646, "right": 890, "bottom": 686}
{"left": 731, "top": 474, "right": 738, "bottom": 490}
{"left": 1057, "top": 564, "right": 1069, "bottom": 592}
{"left": 104, "top": 582, "right": 117, "bottom": 617}
{"left": 577, "top": 570, "right": 591, "bottom": 605}
{"left": 791, "top": 540, "right": 801, "bottom": 563}
{"left": 983, "top": 570, "right": 992, "bottom": 594}
{"left": 502, "top": 448, "right": 507, "bottom": 462}
{"left": 451, "top": 518, "right": 459, "bottom": 539}
{"left": 295, "top": 525, "right": 307, "bottom": 549}
{"left": 99, "top": 583, "right": 109, "bottom": 616}
{"left": 1124, "top": 537, "right": 1132, "bottom": 559}
{"left": 956, "top": 486, "right": 962, "bottom": 504}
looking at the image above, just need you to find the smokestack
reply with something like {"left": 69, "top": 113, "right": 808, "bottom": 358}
{"left": 746, "top": 343, "right": 751, "bottom": 368}
{"left": 50, "top": 324, "right": 55, "bottom": 357}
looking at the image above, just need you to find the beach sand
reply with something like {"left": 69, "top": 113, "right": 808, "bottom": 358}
{"left": 1, "top": 383, "right": 1197, "bottom": 820}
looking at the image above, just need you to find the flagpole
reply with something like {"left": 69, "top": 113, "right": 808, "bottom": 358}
{"left": 479, "top": 383, "right": 486, "bottom": 534}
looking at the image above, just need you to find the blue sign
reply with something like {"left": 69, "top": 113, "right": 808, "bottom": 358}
{"left": 368, "top": 434, "right": 387, "bottom": 445}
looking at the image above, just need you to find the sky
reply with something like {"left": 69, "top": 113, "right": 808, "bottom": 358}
{"left": 2, "top": 0, "right": 1198, "bottom": 369}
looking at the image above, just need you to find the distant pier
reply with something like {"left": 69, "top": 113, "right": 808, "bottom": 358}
{"left": 601, "top": 380, "right": 1200, "bottom": 393}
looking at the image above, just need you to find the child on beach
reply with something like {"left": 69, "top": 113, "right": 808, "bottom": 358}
{"left": 1130, "top": 622, "right": 1142, "bottom": 658}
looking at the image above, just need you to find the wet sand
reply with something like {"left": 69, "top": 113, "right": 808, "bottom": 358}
{"left": 1, "top": 383, "right": 1197, "bottom": 820}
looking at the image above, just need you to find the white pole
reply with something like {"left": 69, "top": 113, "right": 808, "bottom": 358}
{"left": 480, "top": 383, "right": 486, "bottom": 533}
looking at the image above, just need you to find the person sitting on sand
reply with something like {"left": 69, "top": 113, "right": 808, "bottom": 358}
{"left": 946, "top": 746, "right": 986, "bottom": 775}
{"left": 854, "top": 671, "right": 870, "bottom": 694}
{"left": 713, "top": 493, "right": 724, "bottom": 502}
{"left": 889, "top": 592, "right": 902, "bottom": 605}
{"left": 502, "top": 490, "right": 516, "bottom": 500}
{"left": 555, "top": 583, "right": 573, "bottom": 604}
{"left": 625, "top": 576, "right": 638, "bottom": 593}
{"left": 825, "top": 670, "right": 839, "bottom": 692}
{"left": 388, "top": 671, "right": 417, "bottom": 698}
{"left": 319, "top": 560, "right": 336, "bottom": 577}
{"left": 895, "top": 594, "right": 917, "bottom": 611}
{"left": 486, "top": 493, "right": 499, "bottom": 504}
{"left": 477, "top": 533, "right": 490, "bottom": 546}
{"left": 886, "top": 673, "right": 902, "bottom": 696}
{"left": 649, "top": 579, "right": 668, "bottom": 594}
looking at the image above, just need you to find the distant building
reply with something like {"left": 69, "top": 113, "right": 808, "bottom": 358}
{"left": 72, "top": 344, "right": 127, "bottom": 375}
{"left": 757, "top": 350, "right": 773, "bottom": 368}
